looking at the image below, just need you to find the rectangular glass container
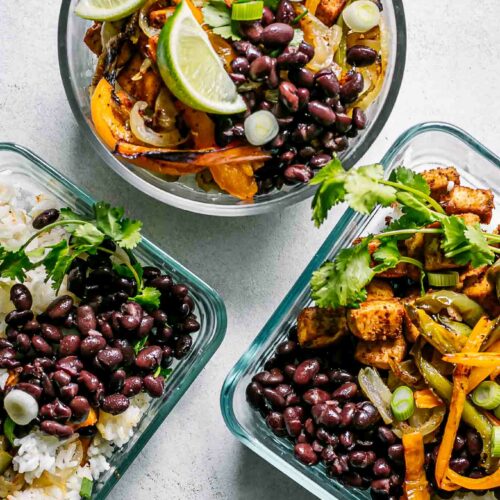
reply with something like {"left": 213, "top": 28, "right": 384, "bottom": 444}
{"left": 220, "top": 122, "right": 500, "bottom": 500}
{"left": 0, "top": 143, "right": 227, "bottom": 499}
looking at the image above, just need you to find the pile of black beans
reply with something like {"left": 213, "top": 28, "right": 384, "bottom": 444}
{"left": 246, "top": 329, "right": 405, "bottom": 499}
{"left": 0, "top": 209, "right": 200, "bottom": 437}
{"left": 216, "top": 0, "right": 375, "bottom": 194}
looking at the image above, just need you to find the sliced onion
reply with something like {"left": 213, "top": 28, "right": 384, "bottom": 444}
{"left": 342, "top": 0, "right": 381, "bottom": 33}
{"left": 139, "top": 0, "right": 161, "bottom": 38}
{"left": 100, "top": 21, "right": 121, "bottom": 48}
{"left": 393, "top": 406, "right": 446, "bottom": 441}
{"left": 130, "top": 101, "right": 186, "bottom": 147}
{"left": 244, "top": 110, "right": 279, "bottom": 146}
{"left": 154, "top": 88, "right": 178, "bottom": 131}
{"left": 358, "top": 367, "right": 393, "bottom": 424}
{"left": 131, "top": 58, "right": 152, "bottom": 81}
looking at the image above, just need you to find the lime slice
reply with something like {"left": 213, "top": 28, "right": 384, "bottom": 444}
{"left": 75, "top": 0, "right": 146, "bottom": 21}
{"left": 157, "top": 0, "right": 247, "bottom": 115}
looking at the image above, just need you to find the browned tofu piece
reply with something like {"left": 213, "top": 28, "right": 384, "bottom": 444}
{"left": 366, "top": 279, "right": 394, "bottom": 300}
{"left": 421, "top": 167, "right": 460, "bottom": 200}
{"left": 368, "top": 239, "right": 408, "bottom": 278}
{"left": 401, "top": 298, "right": 420, "bottom": 343}
{"left": 316, "top": 0, "right": 347, "bottom": 26}
{"left": 117, "top": 54, "right": 162, "bottom": 107}
{"left": 347, "top": 299, "right": 404, "bottom": 342}
{"left": 457, "top": 213, "right": 481, "bottom": 225}
{"left": 297, "top": 307, "right": 348, "bottom": 349}
{"left": 442, "top": 186, "right": 494, "bottom": 224}
{"left": 84, "top": 22, "right": 103, "bottom": 56}
{"left": 461, "top": 268, "right": 500, "bottom": 318}
{"left": 405, "top": 232, "right": 425, "bottom": 260}
{"left": 355, "top": 335, "right": 407, "bottom": 370}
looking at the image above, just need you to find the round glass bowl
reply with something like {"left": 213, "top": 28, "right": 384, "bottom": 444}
{"left": 58, "top": 1, "right": 406, "bottom": 216}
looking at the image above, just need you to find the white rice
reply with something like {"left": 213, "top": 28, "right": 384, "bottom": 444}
{"left": 0, "top": 183, "right": 150, "bottom": 498}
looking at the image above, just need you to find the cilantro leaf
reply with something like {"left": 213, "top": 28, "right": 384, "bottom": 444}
{"left": 372, "top": 239, "right": 401, "bottom": 270}
{"left": 93, "top": 202, "right": 142, "bottom": 249}
{"left": 154, "top": 366, "right": 173, "bottom": 378}
{"left": 389, "top": 167, "right": 430, "bottom": 196}
{"left": 43, "top": 240, "right": 74, "bottom": 291}
{"left": 396, "top": 192, "right": 442, "bottom": 227}
{"left": 441, "top": 216, "right": 494, "bottom": 267}
{"left": 117, "top": 219, "right": 142, "bottom": 249}
{"left": 311, "top": 156, "right": 347, "bottom": 227}
{"left": 131, "top": 287, "right": 161, "bottom": 310}
{"left": 0, "top": 249, "right": 33, "bottom": 281}
{"left": 202, "top": 3, "right": 241, "bottom": 40}
{"left": 344, "top": 165, "right": 396, "bottom": 214}
{"left": 59, "top": 208, "right": 88, "bottom": 223}
{"left": 74, "top": 223, "right": 105, "bottom": 246}
{"left": 133, "top": 336, "right": 148, "bottom": 355}
{"left": 311, "top": 239, "right": 374, "bottom": 308}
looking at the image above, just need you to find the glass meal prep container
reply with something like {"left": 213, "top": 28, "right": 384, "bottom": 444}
{"left": 0, "top": 143, "right": 227, "bottom": 499}
{"left": 220, "top": 122, "right": 500, "bottom": 499}
{"left": 57, "top": 0, "right": 406, "bottom": 217}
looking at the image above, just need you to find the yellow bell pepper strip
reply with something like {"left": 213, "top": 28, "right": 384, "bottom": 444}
{"left": 72, "top": 408, "right": 98, "bottom": 431}
{"left": 414, "top": 389, "right": 443, "bottom": 409}
{"left": 210, "top": 162, "right": 263, "bottom": 200}
{"left": 443, "top": 352, "right": 500, "bottom": 368}
{"left": 468, "top": 340, "right": 500, "bottom": 393}
{"left": 402, "top": 432, "right": 430, "bottom": 500}
{"left": 435, "top": 317, "right": 493, "bottom": 489}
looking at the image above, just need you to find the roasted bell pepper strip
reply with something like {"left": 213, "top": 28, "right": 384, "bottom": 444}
{"left": 442, "top": 352, "right": 500, "bottom": 367}
{"left": 435, "top": 317, "right": 493, "bottom": 489}
{"left": 414, "top": 389, "right": 443, "bottom": 409}
{"left": 402, "top": 432, "right": 430, "bottom": 500}
{"left": 468, "top": 340, "right": 500, "bottom": 393}
{"left": 414, "top": 343, "right": 492, "bottom": 468}
{"left": 406, "top": 305, "right": 467, "bottom": 354}
{"left": 210, "top": 162, "right": 262, "bottom": 200}
{"left": 72, "top": 408, "right": 98, "bottom": 430}
{"left": 176, "top": 103, "right": 216, "bottom": 149}
{"left": 446, "top": 467, "right": 500, "bottom": 490}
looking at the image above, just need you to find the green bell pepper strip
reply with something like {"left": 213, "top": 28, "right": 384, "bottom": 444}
{"left": 414, "top": 350, "right": 493, "bottom": 468}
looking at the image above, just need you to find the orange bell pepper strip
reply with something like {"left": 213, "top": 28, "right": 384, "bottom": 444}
{"left": 210, "top": 162, "right": 262, "bottom": 200}
{"left": 5, "top": 372, "right": 19, "bottom": 388}
{"left": 435, "top": 317, "right": 493, "bottom": 490}
{"left": 72, "top": 408, "right": 98, "bottom": 430}
{"left": 468, "top": 340, "right": 500, "bottom": 393}
{"left": 176, "top": 103, "right": 217, "bottom": 149}
{"left": 414, "top": 389, "right": 443, "bottom": 409}
{"left": 402, "top": 432, "right": 430, "bottom": 500}
{"left": 443, "top": 352, "right": 500, "bottom": 368}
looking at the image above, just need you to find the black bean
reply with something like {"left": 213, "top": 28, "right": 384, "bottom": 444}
{"left": 10, "top": 284, "right": 32, "bottom": 311}
{"left": 275, "top": 0, "right": 294, "bottom": 23}
{"left": 346, "top": 45, "right": 378, "bottom": 67}
{"left": 261, "top": 23, "right": 294, "bottom": 47}
{"left": 303, "top": 388, "right": 331, "bottom": 406}
{"left": 340, "top": 402, "right": 357, "bottom": 427}
{"left": 352, "top": 107, "right": 367, "bottom": 129}
{"left": 330, "top": 454, "right": 349, "bottom": 477}
{"left": 308, "top": 101, "right": 336, "bottom": 126}
{"left": 262, "top": 387, "right": 286, "bottom": 410}
{"left": 353, "top": 402, "right": 379, "bottom": 429}
{"left": 288, "top": 67, "right": 315, "bottom": 88}
{"left": 262, "top": 6, "right": 274, "bottom": 25}
{"left": 249, "top": 55, "right": 273, "bottom": 81}
{"left": 32, "top": 335, "right": 53, "bottom": 356}
{"left": 23, "top": 319, "right": 40, "bottom": 333}
{"left": 298, "top": 41, "right": 314, "bottom": 61}
{"left": 231, "top": 57, "right": 250, "bottom": 75}
{"left": 113, "top": 338, "right": 135, "bottom": 365}
{"left": 15, "top": 333, "right": 31, "bottom": 353}
{"left": 266, "top": 411, "right": 286, "bottom": 436}
{"left": 315, "top": 69, "right": 340, "bottom": 97}
{"left": 59, "top": 335, "right": 81, "bottom": 356}
{"left": 136, "top": 346, "right": 163, "bottom": 370}
{"left": 102, "top": 393, "right": 130, "bottom": 415}
{"left": 276, "top": 47, "right": 309, "bottom": 69}
{"left": 150, "top": 275, "right": 173, "bottom": 293}
{"left": 377, "top": 426, "right": 397, "bottom": 446}
{"left": 239, "top": 21, "right": 263, "bottom": 44}
{"left": 449, "top": 457, "right": 470, "bottom": 474}
{"left": 56, "top": 356, "right": 83, "bottom": 377}
{"left": 53, "top": 370, "right": 72, "bottom": 388}
{"left": 349, "top": 450, "right": 375, "bottom": 469}
{"left": 60, "top": 383, "right": 79, "bottom": 401}
{"left": 143, "top": 374, "right": 165, "bottom": 397}
{"left": 40, "top": 399, "right": 72, "bottom": 421}
{"left": 142, "top": 266, "right": 161, "bottom": 282}
{"left": 179, "top": 316, "right": 200, "bottom": 334}
{"left": 373, "top": 458, "right": 392, "bottom": 478}
{"left": 113, "top": 277, "right": 136, "bottom": 296}
{"left": 309, "top": 154, "right": 331, "bottom": 169}
{"left": 76, "top": 305, "right": 97, "bottom": 334}
{"left": 340, "top": 70, "right": 364, "bottom": 103}
{"left": 293, "top": 359, "right": 320, "bottom": 385}
{"left": 332, "top": 382, "right": 358, "bottom": 401}
{"left": 80, "top": 333, "right": 107, "bottom": 357}
{"left": 152, "top": 309, "right": 168, "bottom": 327}
{"left": 339, "top": 430, "right": 355, "bottom": 450}
{"left": 41, "top": 420, "right": 73, "bottom": 437}
{"left": 14, "top": 382, "right": 43, "bottom": 400}
{"left": 32, "top": 208, "right": 59, "bottom": 229}
{"left": 371, "top": 478, "right": 391, "bottom": 496}
{"left": 453, "top": 434, "right": 466, "bottom": 452}
{"left": 466, "top": 429, "right": 482, "bottom": 456}
{"left": 41, "top": 323, "right": 62, "bottom": 342}
{"left": 46, "top": 295, "right": 73, "bottom": 320}
{"left": 96, "top": 347, "right": 123, "bottom": 370}
{"left": 122, "top": 376, "right": 143, "bottom": 397}
{"left": 138, "top": 315, "right": 154, "bottom": 338}
{"left": 313, "top": 403, "right": 341, "bottom": 428}
{"left": 387, "top": 444, "right": 404, "bottom": 464}
{"left": 70, "top": 396, "right": 91, "bottom": 419}
{"left": 78, "top": 370, "right": 100, "bottom": 392}
{"left": 6, "top": 309, "right": 33, "bottom": 327}
{"left": 120, "top": 301, "right": 143, "bottom": 330}
{"left": 294, "top": 443, "right": 318, "bottom": 465}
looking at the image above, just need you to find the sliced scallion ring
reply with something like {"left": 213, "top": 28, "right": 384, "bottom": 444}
{"left": 342, "top": 0, "right": 380, "bottom": 33}
{"left": 232, "top": 1, "right": 264, "bottom": 21}
{"left": 244, "top": 110, "right": 279, "bottom": 146}
{"left": 427, "top": 271, "right": 459, "bottom": 287}
{"left": 390, "top": 386, "right": 415, "bottom": 422}
{"left": 492, "top": 427, "right": 500, "bottom": 458}
{"left": 471, "top": 381, "right": 500, "bottom": 410}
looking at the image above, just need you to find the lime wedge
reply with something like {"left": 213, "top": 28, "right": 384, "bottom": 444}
{"left": 75, "top": 0, "right": 146, "bottom": 21}
{"left": 157, "top": 0, "right": 247, "bottom": 115}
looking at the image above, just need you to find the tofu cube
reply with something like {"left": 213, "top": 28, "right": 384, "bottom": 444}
{"left": 421, "top": 167, "right": 460, "bottom": 200}
{"left": 297, "top": 307, "right": 348, "bottom": 348}
{"left": 355, "top": 335, "right": 407, "bottom": 370}
{"left": 442, "top": 186, "right": 494, "bottom": 224}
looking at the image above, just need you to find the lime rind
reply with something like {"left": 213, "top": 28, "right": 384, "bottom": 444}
{"left": 75, "top": 0, "right": 147, "bottom": 21}
{"left": 157, "top": 1, "right": 247, "bottom": 115}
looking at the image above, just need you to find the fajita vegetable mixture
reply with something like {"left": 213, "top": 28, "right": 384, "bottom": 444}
{"left": 76, "top": 0, "right": 386, "bottom": 200}
{"left": 247, "top": 160, "right": 500, "bottom": 499}
{"left": 0, "top": 185, "right": 200, "bottom": 498}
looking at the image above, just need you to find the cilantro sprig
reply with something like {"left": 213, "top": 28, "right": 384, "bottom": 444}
{"left": 0, "top": 202, "right": 161, "bottom": 309}
{"left": 310, "top": 157, "right": 500, "bottom": 309}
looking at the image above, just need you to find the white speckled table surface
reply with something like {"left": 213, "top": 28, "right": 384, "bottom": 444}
{"left": 1, "top": 1, "right": 500, "bottom": 498}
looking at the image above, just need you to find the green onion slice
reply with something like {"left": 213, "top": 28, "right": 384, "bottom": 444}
{"left": 427, "top": 271, "right": 459, "bottom": 288}
{"left": 495, "top": 405, "right": 500, "bottom": 420}
{"left": 3, "top": 417, "right": 16, "bottom": 446}
{"left": 492, "top": 427, "right": 500, "bottom": 458}
{"left": 472, "top": 381, "right": 500, "bottom": 410}
{"left": 80, "top": 477, "right": 94, "bottom": 499}
{"left": 342, "top": 0, "right": 380, "bottom": 33}
{"left": 390, "top": 386, "right": 415, "bottom": 422}
{"left": 232, "top": 1, "right": 264, "bottom": 21}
